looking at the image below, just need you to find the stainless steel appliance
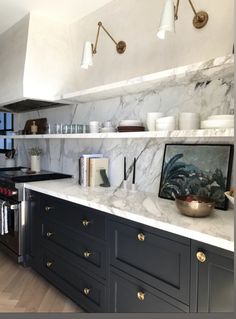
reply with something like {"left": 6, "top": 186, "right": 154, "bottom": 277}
{"left": 0, "top": 167, "right": 71, "bottom": 264}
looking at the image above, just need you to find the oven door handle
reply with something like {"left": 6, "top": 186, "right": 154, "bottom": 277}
{"left": 4, "top": 203, "right": 20, "bottom": 210}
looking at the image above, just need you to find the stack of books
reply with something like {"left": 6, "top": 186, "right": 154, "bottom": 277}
{"left": 79, "top": 154, "right": 109, "bottom": 187}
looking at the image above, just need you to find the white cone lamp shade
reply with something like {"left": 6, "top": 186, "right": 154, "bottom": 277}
{"left": 157, "top": 0, "right": 175, "bottom": 39}
{"left": 81, "top": 41, "right": 93, "bottom": 69}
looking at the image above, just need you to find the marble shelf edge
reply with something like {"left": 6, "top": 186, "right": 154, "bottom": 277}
{"left": 58, "top": 54, "right": 234, "bottom": 104}
{"left": 1, "top": 128, "right": 234, "bottom": 139}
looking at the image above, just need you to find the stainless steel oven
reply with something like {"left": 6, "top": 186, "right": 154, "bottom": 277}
{"left": 0, "top": 167, "right": 72, "bottom": 265}
{"left": 0, "top": 200, "right": 24, "bottom": 262}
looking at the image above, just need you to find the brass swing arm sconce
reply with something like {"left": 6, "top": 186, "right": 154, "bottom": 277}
{"left": 92, "top": 21, "right": 126, "bottom": 55}
{"left": 174, "top": 0, "right": 208, "bottom": 28}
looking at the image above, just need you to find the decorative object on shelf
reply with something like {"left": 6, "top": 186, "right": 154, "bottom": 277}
{"left": 175, "top": 195, "right": 215, "bottom": 217}
{"left": 89, "top": 121, "right": 101, "bottom": 133}
{"left": 178, "top": 113, "right": 200, "bottom": 130}
{"left": 131, "top": 157, "right": 137, "bottom": 192}
{"left": 23, "top": 118, "right": 48, "bottom": 135}
{"left": 81, "top": 21, "right": 127, "bottom": 69}
{"left": 31, "top": 121, "right": 38, "bottom": 135}
{"left": 28, "top": 147, "right": 42, "bottom": 173}
{"left": 155, "top": 116, "right": 176, "bottom": 131}
{"left": 201, "top": 115, "right": 234, "bottom": 129}
{"left": 5, "top": 149, "right": 16, "bottom": 167}
{"left": 159, "top": 144, "right": 234, "bottom": 210}
{"left": 146, "top": 113, "right": 164, "bottom": 131}
{"left": 117, "top": 126, "right": 145, "bottom": 132}
{"left": 123, "top": 156, "right": 127, "bottom": 190}
{"left": 157, "top": 0, "right": 209, "bottom": 40}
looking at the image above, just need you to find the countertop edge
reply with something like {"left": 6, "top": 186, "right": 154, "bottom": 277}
{"left": 24, "top": 181, "right": 234, "bottom": 252}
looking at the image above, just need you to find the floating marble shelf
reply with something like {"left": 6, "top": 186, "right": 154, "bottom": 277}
{"left": 1, "top": 128, "right": 234, "bottom": 139}
{"left": 59, "top": 55, "right": 234, "bottom": 104}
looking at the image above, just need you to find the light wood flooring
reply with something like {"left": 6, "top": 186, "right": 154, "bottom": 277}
{"left": 0, "top": 251, "right": 82, "bottom": 312}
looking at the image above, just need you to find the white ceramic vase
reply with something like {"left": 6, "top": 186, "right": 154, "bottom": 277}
{"left": 31, "top": 155, "right": 40, "bottom": 172}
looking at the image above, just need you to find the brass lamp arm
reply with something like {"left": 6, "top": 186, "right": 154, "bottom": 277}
{"left": 92, "top": 21, "right": 126, "bottom": 55}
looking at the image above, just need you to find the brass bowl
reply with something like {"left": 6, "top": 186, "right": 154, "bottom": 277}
{"left": 175, "top": 195, "right": 215, "bottom": 218}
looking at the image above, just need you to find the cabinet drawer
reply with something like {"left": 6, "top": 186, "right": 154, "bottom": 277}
{"left": 41, "top": 194, "right": 107, "bottom": 240}
{"left": 42, "top": 249, "right": 107, "bottom": 312}
{"left": 42, "top": 219, "right": 107, "bottom": 279}
{"left": 109, "top": 220, "right": 190, "bottom": 304}
{"left": 110, "top": 269, "right": 188, "bottom": 313}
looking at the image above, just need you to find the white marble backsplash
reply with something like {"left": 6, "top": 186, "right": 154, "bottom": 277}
{"left": 14, "top": 74, "right": 234, "bottom": 194}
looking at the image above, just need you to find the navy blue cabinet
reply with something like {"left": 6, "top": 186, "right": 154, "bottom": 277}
{"left": 27, "top": 190, "right": 234, "bottom": 313}
{"left": 190, "top": 241, "right": 234, "bottom": 312}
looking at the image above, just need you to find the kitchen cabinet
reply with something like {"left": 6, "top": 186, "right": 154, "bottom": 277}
{"left": 109, "top": 218, "right": 190, "bottom": 306}
{"left": 190, "top": 240, "right": 234, "bottom": 312}
{"left": 27, "top": 190, "right": 234, "bottom": 313}
{"left": 27, "top": 191, "right": 109, "bottom": 312}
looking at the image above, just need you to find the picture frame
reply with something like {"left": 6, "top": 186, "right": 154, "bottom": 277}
{"left": 158, "top": 144, "right": 234, "bottom": 210}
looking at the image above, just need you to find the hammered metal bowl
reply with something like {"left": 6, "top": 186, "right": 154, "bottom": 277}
{"left": 175, "top": 195, "right": 215, "bottom": 217}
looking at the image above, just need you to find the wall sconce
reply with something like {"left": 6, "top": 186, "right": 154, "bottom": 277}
{"left": 81, "top": 21, "right": 127, "bottom": 69}
{"left": 157, "top": 0, "right": 209, "bottom": 40}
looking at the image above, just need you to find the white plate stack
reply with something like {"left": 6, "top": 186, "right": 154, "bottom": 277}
{"left": 201, "top": 115, "right": 234, "bottom": 129}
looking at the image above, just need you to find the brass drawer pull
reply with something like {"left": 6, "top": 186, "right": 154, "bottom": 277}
{"left": 46, "top": 261, "right": 53, "bottom": 268}
{"left": 83, "top": 288, "right": 91, "bottom": 295}
{"left": 83, "top": 251, "right": 92, "bottom": 258}
{"left": 45, "top": 206, "right": 54, "bottom": 212}
{"left": 137, "top": 232, "right": 145, "bottom": 241}
{"left": 46, "top": 232, "right": 54, "bottom": 238}
{"left": 137, "top": 291, "right": 145, "bottom": 301}
{"left": 82, "top": 220, "right": 91, "bottom": 227}
{"left": 196, "top": 251, "right": 207, "bottom": 263}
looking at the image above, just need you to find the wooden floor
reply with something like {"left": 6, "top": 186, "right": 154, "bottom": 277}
{"left": 0, "top": 251, "right": 82, "bottom": 312}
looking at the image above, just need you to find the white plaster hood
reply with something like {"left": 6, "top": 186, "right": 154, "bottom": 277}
{"left": 0, "top": 13, "right": 75, "bottom": 113}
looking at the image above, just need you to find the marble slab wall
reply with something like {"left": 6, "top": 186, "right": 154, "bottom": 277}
{"left": 14, "top": 74, "right": 234, "bottom": 194}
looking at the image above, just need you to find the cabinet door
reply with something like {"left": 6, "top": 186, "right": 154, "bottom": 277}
{"left": 110, "top": 268, "right": 188, "bottom": 313}
{"left": 190, "top": 241, "right": 234, "bottom": 312}
{"left": 26, "top": 190, "right": 42, "bottom": 267}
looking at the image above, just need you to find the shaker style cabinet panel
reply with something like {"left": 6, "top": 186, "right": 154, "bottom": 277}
{"left": 42, "top": 248, "right": 107, "bottom": 313}
{"left": 109, "top": 219, "right": 190, "bottom": 305}
{"left": 110, "top": 268, "right": 189, "bottom": 313}
{"left": 40, "top": 193, "right": 107, "bottom": 240}
{"left": 42, "top": 219, "right": 108, "bottom": 279}
{"left": 190, "top": 240, "right": 234, "bottom": 312}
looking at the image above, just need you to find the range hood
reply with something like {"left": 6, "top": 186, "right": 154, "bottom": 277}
{"left": 0, "top": 14, "right": 76, "bottom": 114}
{"left": 0, "top": 98, "right": 68, "bottom": 113}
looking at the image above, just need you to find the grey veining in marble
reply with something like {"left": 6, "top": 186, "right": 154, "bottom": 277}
{"left": 14, "top": 65, "right": 234, "bottom": 194}
{"left": 24, "top": 179, "right": 234, "bottom": 251}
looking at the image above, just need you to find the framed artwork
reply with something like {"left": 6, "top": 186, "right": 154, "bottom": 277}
{"left": 159, "top": 144, "right": 234, "bottom": 210}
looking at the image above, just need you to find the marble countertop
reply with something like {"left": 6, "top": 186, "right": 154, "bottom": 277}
{"left": 24, "top": 179, "right": 234, "bottom": 252}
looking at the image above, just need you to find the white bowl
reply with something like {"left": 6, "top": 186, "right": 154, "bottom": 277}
{"left": 207, "top": 115, "right": 234, "bottom": 121}
{"left": 225, "top": 191, "right": 234, "bottom": 204}
{"left": 119, "top": 120, "right": 142, "bottom": 127}
{"left": 156, "top": 116, "right": 175, "bottom": 123}
{"left": 200, "top": 119, "right": 234, "bottom": 129}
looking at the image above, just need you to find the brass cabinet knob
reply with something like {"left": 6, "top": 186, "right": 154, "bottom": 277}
{"left": 83, "top": 288, "right": 91, "bottom": 295}
{"left": 83, "top": 251, "right": 92, "bottom": 258}
{"left": 46, "top": 261, "right": 53, "bottom": 268}
{"left": 82, "top": 220, "right": 91, "bottom": 227}
{"left": 46, "top": 232, "right": 54, "bottom": 238}
{"left": 196, "top": 251, "right": 207, "bottom": 263}
{"left": 137, "top": 232, "right": 145, "bottom": 241}
{"left": 137, "top": 291, "right": 145, "bottom": 301}
{"left": 45, "top": 206, "right": 53, "bottom": 212}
